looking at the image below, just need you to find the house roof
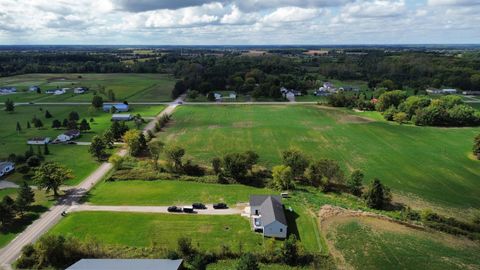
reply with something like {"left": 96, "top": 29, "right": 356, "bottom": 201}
{"left": 0, "top": 162, "right": 14, "bottom": 170}
{"left": 104, "top": 103, "right": 129, "bottom": 109}
{"left": 112, "top": 114, "right": 131, "bottom": 118}
{"left": 250, "top": 195, "right": 287, "bottom": 226}
{"left": 66, "top": 259, "right": 183, "bottom": 270}
{"left": 63, "top": 130, "right": 80, "bottom": 136}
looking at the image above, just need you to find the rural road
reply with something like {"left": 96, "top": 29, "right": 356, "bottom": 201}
{"left": 69, "top": 204, "right": 243, "bottom": 215}
{"left": 15, "top": 101, "right": 320, "bottom": 106}
{"left": 0, "top": 98, "right": 181, "bottom": 269}
{"left": 0, "top": 180, "right": 19, "bottom": 190}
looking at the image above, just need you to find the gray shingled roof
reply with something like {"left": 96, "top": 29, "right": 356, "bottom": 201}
{"left": 0, "top": 162, "right": 14, "bottom": 171}
{"left": 250, "top": 195, "right": 287, "bottom": 226}
{"left": 66, "top": 259, "right": 183, "bottom": 270}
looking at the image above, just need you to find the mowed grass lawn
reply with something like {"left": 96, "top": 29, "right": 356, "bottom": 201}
{"left": 158, "top": 105, "right": 480, "bottom": 209}
{"left": 0, "top": 73, "right": 176, "bottom": 103}
{"left": 49, "top": 212, "right": 264, "bottom": 252}
{"left": 87, "top": 180, "right": 274, "bottom": 205}
{"left": 0, "top": 104, "right": 165, "bottom": 185}
{"left": 326, "top": 217, "right": 480, "bottom": 270}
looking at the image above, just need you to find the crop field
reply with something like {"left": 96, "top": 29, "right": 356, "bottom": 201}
{"left": 324, "top": 216, "right": 480, "bottom": 270}
{"left": 0, "top": 104, "right": 165, "bottom": 185}
{"left": 157, "top": 105, "right": 480, "bottom": 210}
{"left": 0, "top": 73, "right": 175, "bottom": 103}
{"left": 49, "top": 212, "right": 264, "bottom": 252}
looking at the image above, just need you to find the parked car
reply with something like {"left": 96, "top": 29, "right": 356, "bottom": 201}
{"left": 183, "top": 206, "right": 194, "bottom": 213}
{"left": 192, "top": 203, "right": 206, "bottom": 209}
{"left": 213, "top": 203, "right": 228, "bottom": 209}
{"left": 167, "top": 206, "right": 182, "bottom": 212}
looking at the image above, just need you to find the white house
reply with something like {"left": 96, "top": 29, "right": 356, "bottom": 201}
{"left": 442, "top": 88, "right": 457, "bottom": 94}
{"left": 0, "top": 87, "right": 16, "bottom": 94}
{"left": 54, "top": 89, "right": 66, "bottom": 95}
{"left": 0, "top": 162, "right": 15, "bottom": 177}
{"left": 111, "top": 114, "right": 132, "bottom": 121}
{"left": 29, "top": 86, "right": 40, "bottom": 92}
{"left": 27, "top": 137, "right": 50, "bottom": 145}
{"left": 56, "top": 130, "right": 80, "bottom": 142}
{"left": 214, "top": 93, "right": 222, "bottom": 100}
{"left": 74, "top": 87, "right": 86, "bottom": 94}
{"left": 249, "top": 195, "right": 288, "bottom": 238}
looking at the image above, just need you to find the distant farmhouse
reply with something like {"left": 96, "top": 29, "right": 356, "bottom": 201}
{"left": 27, "top": 137, "right": 50, "bottom": 145}
{"left": 74, "top": 87, "right": 87, "bottom": 94}
{"left": 249, "top": 195, "right": 288, "bottom": 238}
{"left": 29, "top": 86, "right": 40, "bottom": 92}
{"left": 111, "top": 114, "right": 132, "bottom": 121}
{"left": 426, "top": 88, "right": 457, "bottom": 95}
{"left": 56, "top": 130, "right": 80, "bottom": 142}
{"left": 280, "top": 87, "right": 302, "bottom": 97}
{"left": 103, "top": 103, "right": 129, "bottom": 112}
{"left": 0, "top": 161, "right": 15, "bottom": 177}
{"left": 0, "top": 87, "right": 17, "bottom": 94}
{"left": 213, "top": 92, "right": 237, "bottom": 101}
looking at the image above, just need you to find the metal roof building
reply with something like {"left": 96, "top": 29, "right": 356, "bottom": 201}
{"left": 66, "top": 259, "right": 183, "bottom": 270}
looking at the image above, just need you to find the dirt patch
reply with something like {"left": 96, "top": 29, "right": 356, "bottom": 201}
{"left": 198, "top": 224, "right": 213, "bottom": 233}
{"left": 337, "top": 115, "right": 375, "bottom": 124}
{"left": 318, "top": 205, "right": 480, "bottom": 269}
{"left": 233, "top": 121, "right": 255, "bottom": 128}
{"left": 208, "top": 125, "right": 221, "bottom": 129}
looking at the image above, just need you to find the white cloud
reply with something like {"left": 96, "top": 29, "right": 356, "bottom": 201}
{"left": 428, "top": 0, "right": 480, "bottom": 6}
{"left": 341, "top": 0, "right": 406, "bottom": 18}
{"left": 261, "top": 7, "right": 320, "bottom": 24}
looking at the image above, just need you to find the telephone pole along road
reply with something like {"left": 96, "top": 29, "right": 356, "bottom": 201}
{"left": 0, "top": 98, "right": 182, "bottom": 270}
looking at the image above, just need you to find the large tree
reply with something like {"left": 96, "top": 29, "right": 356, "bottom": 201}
{"left": 91, "top": 95, "right": 104, "bottom": 109}
{"left": 33, "top": 162, "right": 73, "bottom": 196}
{"left": 123, "top": 129, "right": 148, "bottom": 156}
{"left": 365, "top": 178, "right": 392, "bottom": 210}
{"left": 236, "top": 253, "right": 259, "bottom": 270}
{"left": 272, "top": 165, "right": 294, "bottom": 191}
{"left": 347, "top": 169, "right": 364, "bottom": 196}
{"left": 148, "top": 140, "right": 164, "bottom": 170}
{"left": 15, "top": 181, "right": 35, "bottom": 214}
{"left": 89, "top": 135, "right": 107, "bottom": 160}
{"left": 281, "top": 149, "right": 309, "bottom": 179}
{"left": 165, "top": 145, "right": 185, "bottom": 172}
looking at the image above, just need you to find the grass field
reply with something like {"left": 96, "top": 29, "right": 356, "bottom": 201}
{"left": 325, "top": 216, "right": 480, "bottom": 270}
{"left": 87, "top": 180, "right": 274, "bottom": 205}
{"left": 158, "top": 105, "right": 480, "bottom": 210}
{"left": 49, "top": 212, "right": 264, "bottom": 252}
{"left": 0, "top": 104, "right": 165, "bottom": 185}
{"left": 0, "top": 188, "right": 56, "bottom": 248}
{"left": 0, "top": 73, "right": 175, "bottom": 103}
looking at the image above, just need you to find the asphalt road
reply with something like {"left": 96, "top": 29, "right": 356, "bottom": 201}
{"left": 0, "top": 99, "right": 181, "bottom": 269}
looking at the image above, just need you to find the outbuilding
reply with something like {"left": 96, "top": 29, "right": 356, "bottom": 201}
{"left": 111, "top": 114, "right": 132, "bottom": 121}
{"left": 27, "top": 137, "right": 50, "bottom": 145}
{"left": 103, "top": 103, "right": 129, "bottom": 112}
{"left": 0, "top": 162, "right": 15, "bottom": 177}
{"left": 57, "top": 130, "right": 80, "bottom": 142}
{"left": 66, "top": 259, "right": 184, "bottom": 270}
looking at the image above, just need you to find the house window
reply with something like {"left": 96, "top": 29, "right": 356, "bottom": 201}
{"left": 280, "top": 229, "right": 283, "bottom": 232}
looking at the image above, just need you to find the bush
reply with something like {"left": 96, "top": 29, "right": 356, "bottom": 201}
{"left": 16, "top": 165, "right": 30, "bottom": 174}
{"left": 26, "top": 155, "right": 41, "bottom": 167}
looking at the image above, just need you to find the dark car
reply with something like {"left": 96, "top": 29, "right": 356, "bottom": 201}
{"left": 192, "top": 203, "right": 206, "bottom": 209}
{"left": 213, "top": 203, "right": 228, "bottom": 209}
{"left": 183, "top": 206, "right": 195, "bottom": 213}
{"left": 167, "top": 206, "right": 182, "bottom": 212}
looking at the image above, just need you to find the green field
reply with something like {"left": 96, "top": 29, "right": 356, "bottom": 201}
{"left": 87, "top": 180, "right": 273, "bottom": 205}
{"left": 326, "top": 216, "right": 480, "bottom": 270}
{"left": 157, "top": 105, "right": 480, "bottom": 210}
{"left": 0, "top": 73, "right": 175, "bottom": 103}
{"left": 0, "top": 104, "right": 165, "bottom": 185}
{"left": 49, "top": 212, "right": 264, "bottom": 252}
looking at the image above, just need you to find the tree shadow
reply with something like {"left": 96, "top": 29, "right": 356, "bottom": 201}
{"left": 285, "top": 207, "right": 301, "bottom": 241}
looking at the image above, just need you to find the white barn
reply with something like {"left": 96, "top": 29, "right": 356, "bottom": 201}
{"left": 249, "top": 195, "right": 288, "bottom": 238}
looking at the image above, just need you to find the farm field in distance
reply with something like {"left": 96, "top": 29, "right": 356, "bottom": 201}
{"left": 0, "top": 104, "right": 165, "bottom": 185}
{"left": 0, "top": 73, "right": 175, "bottom": 103}
{"left": 324, "top": 216, "right": 480, "bottom": 270}
{"left": 158, "top": 105, "right": 480, "bottom": 211}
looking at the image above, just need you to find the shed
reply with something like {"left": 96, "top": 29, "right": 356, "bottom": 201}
{"left": 111, "top": 114, "right": 132, "bottom": 121}
{"left": 103, "top": 103, "right": 129, "bottom": 112}
{"left": 66, "top": 259, "right": 183, "bottom": 270}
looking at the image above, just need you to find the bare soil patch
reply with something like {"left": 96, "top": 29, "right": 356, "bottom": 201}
{"left": 233, "top": 121, "right": 255, "bottom": 128}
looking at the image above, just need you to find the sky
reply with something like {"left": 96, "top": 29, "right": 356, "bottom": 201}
{"left": 0, "top": 0, "right": 479, "bottom": 45}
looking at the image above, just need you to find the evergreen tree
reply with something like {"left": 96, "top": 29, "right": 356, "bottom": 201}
{"left": 4, "top": 99, "right": 14, "bottom": 112}
{"left": 44, "top": 144, "right": 50, "bottom": 155}
{"left": 27, "top": 121, "right": 31, "bottom": 129}
{"left": 0, "top": 196, "right": 15, "bottom": 226}
{"left": 473, "top": 133, "right": 480, "bottom": 160}
{"left": 348, "top": 169, "right": 364, "bottom": 196}
{"left": 365, "top": 178, "right": 392, "bottom": 210}
{"left": 79, "top": 119, "right": 91, "bottom": 131}
{"left": 16, "top": 121, "right": 21, "bottom": 134}
{"left": 62, "top": 118, "right": 69, "bottom": 127}
{"left": 51, "top": 119, "right": 61, "bottom": 129}
{"left": 15, "top": 182, "right": 35, "bottom": 214}
{"left": 45, "top": 110, "right": 53, "bottom": 118}
{"left": 37, "top": 145, "right": 43, "bottom": 159}
{"left": 68, "top": 111, "right": 80, "bottom": 121}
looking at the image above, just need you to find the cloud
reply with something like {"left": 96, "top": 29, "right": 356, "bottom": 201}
{"left": 220, "top": 5, "right": 258, "bottom": 25}
{"left": 341, "top": 0, "right": 406, "bottom": 18}
{"left": 261, "top": 7, "right": 321, "bottom": 24}
{"left": 428, "top": 0, "right": 480, "bottom": 6}
{"left": 113, "top": 0, "right": 222, "bottom": 11}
